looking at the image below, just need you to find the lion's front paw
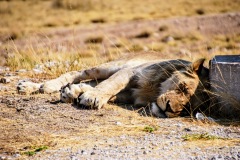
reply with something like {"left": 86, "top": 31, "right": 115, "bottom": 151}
{"left": 60, "top": 83, "right": 93, "bottom": 103}
{"left": 17, "top": 80, "right": 42, "bottom": 94}
{"left": 79, "top": 90, "right": 108, "bottom": 109}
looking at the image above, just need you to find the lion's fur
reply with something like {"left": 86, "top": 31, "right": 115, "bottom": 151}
{"left": 17, "top": 53, "right": 210, "bottom": 118}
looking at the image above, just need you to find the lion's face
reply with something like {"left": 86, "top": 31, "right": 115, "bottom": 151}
{"left": 157, "top": 71, "right": 199, "bottom": 117}
{"left": 155, "top": 59, "right": 209, "bottom": 118}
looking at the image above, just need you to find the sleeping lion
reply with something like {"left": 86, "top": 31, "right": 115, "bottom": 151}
{"left": 17, "top": 53, "right": 210, "bottom": 118}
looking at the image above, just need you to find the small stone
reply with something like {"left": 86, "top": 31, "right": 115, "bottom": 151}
{"left": 196, "top": 112, "right": 205, "bottom": 120}
{"left": 0, "top": 77, "right": 10, "bottom": 83}
{"left": 90, "top": 152, "right": 95, "bottom": 155}
{"left": 143, "top": 151, "right": 147, "bottom": 154}
{"left": 211, "top": 156, "right": 218, "bottom": 160}
{"left": 33, "top": 68, "right": 43, "bottom": 74}
{"left": 115, "top": 121, "right": 122, "bottom": 125}
{"left": 224, "top": 156, "right": 231, "bottom": 160}
{"left": 70, "top": 155, "right": 77, "bottom": 160}
{"left": 176, "top": 124, "right": 182, "bottom": 127}
{"left": 228, "top": 13, "right": 236, "bottom": 18}
{"left": 184, "top": 128, "right": 191, "bottom": 132}
{"left": 162, "top": 36, "right": 174, "bottom": 43}
{"left": 17, "top": 69, "right": 27, "bottom": 73}
{"left": 218, "top": 155, "right": 222, "bottom": 158}
{"left": 143, "top": 46, "right": 149, "bottom": 51}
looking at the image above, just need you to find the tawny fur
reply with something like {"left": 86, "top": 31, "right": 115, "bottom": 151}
{"left": 17, "top": 53, "right": 209, "bottom": 118}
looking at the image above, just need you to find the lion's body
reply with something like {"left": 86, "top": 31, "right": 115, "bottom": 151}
{"left": 17, "top": 53, "right": 209, "bottom": 118}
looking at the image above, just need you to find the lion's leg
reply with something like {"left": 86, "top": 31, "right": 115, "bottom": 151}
{"left": 61, "top": 82, "right": 134, "bottom": 104}
{"left": 17, "top": 64, "right": 123, "bottom": 94}
{"left": 16, "top": 58, "right": 148, "bottom": 94}
{"left": 42, "top": 66, "right": 121, "bottom": 93}
{"left": 79, "top": 68, "right": 135, "bottom": 109}
{"left": 72, "top": 65, "right": 123, "bottom": 84}
{"left": 17, "top": 80, "right": 44, "bottom": 94}
{"left": 41, "top": 71, "right": 80, "bottom": 93}
{"left": 16, "top": 71, "right": 80, "bottom": 94}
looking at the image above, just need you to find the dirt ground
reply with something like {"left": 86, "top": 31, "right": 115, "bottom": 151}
{"left": 0, "top": 12, "right": 240, "bottom": 159}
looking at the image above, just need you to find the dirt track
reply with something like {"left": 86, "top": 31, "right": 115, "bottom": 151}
{"left": 0, "top": 12, "right": 240, "bottom": 159}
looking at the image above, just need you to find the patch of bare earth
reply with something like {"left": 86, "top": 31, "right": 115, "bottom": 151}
{"left": 0, "top": 94, "right": 239, "bottom": 159}
{"left": 0, "top": 13, "right": 240, "bottom": 159}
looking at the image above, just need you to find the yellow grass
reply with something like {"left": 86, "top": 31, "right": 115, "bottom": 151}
{"left": 1, "top": 0, "right": 240, "bottom": 77}
{"left": 3, "top": 33, "right": 240, "bottom": 77}
{"left": 0, "top": 0, "right": 239, "bottom": 39}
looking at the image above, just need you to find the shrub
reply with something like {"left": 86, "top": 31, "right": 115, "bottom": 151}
{"left": 158, "top": 25, "right": 168, "bottom": 32}
{"left": 129, "top": 44, "right": 144, "bottom": 52}
{"left": 196, "top": 9, "right": 205, "bottom": 15}
{"left": 143, "top": 126, "right": 158, "bottom": 133}
{"left": 85, "top": 36, "right": 103, "bottom": 44}
{"left": 134, "top": 31, "right": 152, "bottom": 39}
{"left": 91, "top": 18, "right": 106, "bottom": 23}
{"left": 51, "top": 0, "right": 95, "bottom": 11}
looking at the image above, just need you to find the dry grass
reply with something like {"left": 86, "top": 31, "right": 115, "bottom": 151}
{"left": 0, "top": 0, "right": 239, "bottom": 40}
{"left": 3, "top": 32, "right": 240, "bottom": 77}
{"left": 3, "top": 39, "right": 111, "bottom": 77}
{"left": 84, "top": 36, "right": 104, "bottom": 44}
{"left": 0, "top": 0, "right": 239, "bottom": 75}
{"left": 182, "top": 133, "right": 226, "bottom": 141}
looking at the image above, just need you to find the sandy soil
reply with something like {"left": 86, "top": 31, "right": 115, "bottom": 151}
{"left": 0, "top": 12, "right": 240, "bottom": 159}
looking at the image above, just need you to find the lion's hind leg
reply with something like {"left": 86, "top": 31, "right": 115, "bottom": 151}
{"left": 41, "top": 71, "right": 80, "bottom": 93}
{"left": 17, "top": 61, "right": 124, "bottom": 94}
{"left": 43, "top": 64, "right": 123, "bottom": 94}
{"left": 16, "top": 71, "right": 80, "bottom": 94}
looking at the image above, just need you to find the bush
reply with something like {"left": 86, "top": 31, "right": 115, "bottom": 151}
{"left": 196, "top": 9, "right": 205, "bottom": 15}
{"left": 85, "top": 36, "right": 103, "bottom": 44}
{"left": 158, "top": 25, "right": 168, "bottom": 32}
{"left": 52, "top": 0, "right": 95, "bottom": 11}
{"left": 134, "top": 31, "right": 152, "bottom": 39}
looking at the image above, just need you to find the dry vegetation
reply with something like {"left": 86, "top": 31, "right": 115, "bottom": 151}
{"left": 0, "top": 0, "right": 240, "bottom": 76}
{"left": 0, "top": 0, "right": 239, "bottom": 37}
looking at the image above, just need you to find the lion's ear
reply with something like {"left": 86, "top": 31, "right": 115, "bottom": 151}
{"left": 192, "top": 58, "right": 205, "bottom": 75}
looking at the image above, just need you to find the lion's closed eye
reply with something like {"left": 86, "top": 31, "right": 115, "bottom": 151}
{"left": 177, "top": 82, "right": 189, "bottom": 94}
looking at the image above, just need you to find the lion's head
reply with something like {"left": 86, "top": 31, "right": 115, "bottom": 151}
{"left": 149, "top": 59, "right": 210, "bottom": 118}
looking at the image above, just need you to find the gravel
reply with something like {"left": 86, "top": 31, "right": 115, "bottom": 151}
{"left": 0, "top": 94, "right": 240, "bottom": 160}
